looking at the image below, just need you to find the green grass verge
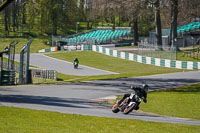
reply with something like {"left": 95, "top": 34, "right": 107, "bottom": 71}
{"left": 0, "top": 106, "right": 199, "bottom": 133}
{"left": 46, "top": 51, "right": 182, "bottom": 81}
{"left": 138, "top": 83, "right": 200, "bottom": 120}
{"left": 177, "top": 51, "right": 200, "bottom": 62}
{"left": 0, "top": 38, "right": 51, "bottom": 54}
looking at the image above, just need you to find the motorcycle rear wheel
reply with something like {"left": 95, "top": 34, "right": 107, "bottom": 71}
{"left": 112, "top": 104, "right": 120, "bottom": 113}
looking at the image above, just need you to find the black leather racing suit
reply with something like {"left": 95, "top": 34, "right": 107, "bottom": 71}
{"left": 73, "top": 58, "right": 79, "bottom": 68}
{"left": 119, "top": 86, "right": 147, "bottom": 110}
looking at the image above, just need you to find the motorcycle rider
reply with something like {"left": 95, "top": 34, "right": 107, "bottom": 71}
{"left": 118, "top": 84, "right": 149, "bottom": 110}
{"left": 73, "top": 57, "right": 79, "bottom": 69}
{"left": 4, "top": 46, "right": 9, "bottom": 55}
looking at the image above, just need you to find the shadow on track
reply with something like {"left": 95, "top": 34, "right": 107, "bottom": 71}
{"left": 73, "top": 78, "right": 200, "bottom": 91}
{"left": 0, "top": 94, "right": 100, "bottom": 109}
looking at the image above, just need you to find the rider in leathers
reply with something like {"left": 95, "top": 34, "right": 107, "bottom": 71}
{"left": 118, "top": 84, "right": 148, "bottom": 110}
{"left": 73, "top": 57, "right": 79, "bottom": 68}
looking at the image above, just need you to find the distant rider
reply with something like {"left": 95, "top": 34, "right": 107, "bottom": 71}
{"left": 73, "top": 57, "right": 79, "bottom": 69}
{"left": 4, "top": 46, "right": 9, "bottom": 51}
{"left": 118, "top": 84, "right": 148, "bottom": 110}
{"left": 4, "top": 46, "right": 9, "bottom": 55}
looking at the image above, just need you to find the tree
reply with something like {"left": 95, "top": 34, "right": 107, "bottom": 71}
{"left": 108, "top": 0, "right": 140, "bottom": 45}
{"left": 147, "top": 0, "right": 163, "bottom": 48}
{"left": 25, "top": 0, "right": 79, "bottom": 36}
{"left": 154, "top": 0, "right": 162, "bottom": 48}
{"left": 4, "top": 5, "right": 9, "bottom": 36}
{"left": 98, "top": 0, "right": 120, "bottom": 29}
{"left": 11, "top": 0, "right": 17, "bottom": 32}
{"left": 178, "top": 0, "right": 200, "bottom": 24}
{"left": 26, "top": 0, "right": 38, "bottom": 33}
{"left": 119, "top": 0, "right": 150, "bottom": 45}
{"left": 0, "top": 0, "right": 14, "bottom": 12}
{"left": 169, "top": 0, "right": 178, "bottom": 48}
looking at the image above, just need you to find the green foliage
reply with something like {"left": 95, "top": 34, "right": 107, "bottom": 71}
{"left": 138, "top": 16, "right": 152, "bottom": 36}
{"left": 25, "top": 0, "right": 79, "bottom": 36}
{"left": 177, "top": 51, "right": 200, "bottom": 62}
{"left": 0, "top": 0, "right": 154, "bottom": 38}
{"left": 0, "top": 0, "right": 80, "bottom": 37}
{"left": 0, "top": 106, "right": 200, "bottom": 133}
{"left": 0, "top": 37, "right": 51, "bottom": 54}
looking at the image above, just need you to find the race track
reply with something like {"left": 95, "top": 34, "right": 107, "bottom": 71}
{"left": 1, "top": 71, "right": 200, "bottom": 125}
{"left": 14, "top": 54, "right": 117, "bottom": 76}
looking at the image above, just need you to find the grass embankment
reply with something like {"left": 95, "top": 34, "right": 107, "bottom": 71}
{"left": 0, "top": 106, "right": 199, "bottom": 133}
{"left": 113, "top": 83, "right": 200, "bottom": 120}
{"left": 0, "top": 38, "right": 51, "bottom": 54}
{"left": 177, "top": 51, "right": 200, "bottom": 62}
{"left": 46, "top": 51, "right": 182, "bottom": 81}
{"left": 139, "top": 83, "right": 200, "bottom": 120}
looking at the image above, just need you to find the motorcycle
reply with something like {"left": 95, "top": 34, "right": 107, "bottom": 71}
{"left": 74, "top": 61, "right": 78, "bottom": 69}
{"left": 112, "top": 94, "right": 140, "bottom": 114}
{"left": 112, "top": 85, "right": 148, "bottom": 114}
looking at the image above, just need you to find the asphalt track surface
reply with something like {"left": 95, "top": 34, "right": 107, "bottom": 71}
{"left": 14, "top": 54, "right": 117, "bottom": 76}
{"left": 1, "top": 71, "right": 200, "bottom": 125}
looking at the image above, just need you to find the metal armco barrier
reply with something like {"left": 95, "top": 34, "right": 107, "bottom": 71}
{"left": 0, "top": 41, "right": 18, "bottom": 85}
{"left": 31, "top": 68, "right": 57, "bottom": 80}
{"left": 2, "top": 61, "right": 57, "bottom": 82}
{"left": 0, "top": 70, "right": 15, "bottom": 85}
{"left": 2, "top": 62, "right": 20, "bottom": 73}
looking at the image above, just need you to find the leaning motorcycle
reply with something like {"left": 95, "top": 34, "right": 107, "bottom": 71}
{"left": 112, "top": 93, "right": 140, "bottom": 114}
{"left": 112, "top": 84, "right": 148, "bottom": 115}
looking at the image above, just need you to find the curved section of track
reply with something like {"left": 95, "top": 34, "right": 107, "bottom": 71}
{"left": 1, "top": 71, "right": 200, "bottom": 125}
{"left": 14, "top": 54, "right": 117, "bottom": 76}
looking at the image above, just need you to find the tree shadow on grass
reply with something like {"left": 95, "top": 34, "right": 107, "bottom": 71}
{"left": 166, "top": 84, "right": 200, "bottom": 93}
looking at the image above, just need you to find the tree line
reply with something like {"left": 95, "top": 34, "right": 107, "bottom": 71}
{"left": 0, "top": 0, "right": 199, "bottom": 46}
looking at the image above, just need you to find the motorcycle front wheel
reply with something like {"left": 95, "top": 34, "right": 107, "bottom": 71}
{"left": 74, "top": 64, "right": 78, "bottom": 69}
{"left": 112, "top": 104, "right": 120, "bottom": 113}
{"left": 123, "top": 103, "right": 135, "bottom": 114}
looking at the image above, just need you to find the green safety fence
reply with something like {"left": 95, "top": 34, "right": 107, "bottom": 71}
{"left": 92, "top": 45, "right": 200, "bottom": 70}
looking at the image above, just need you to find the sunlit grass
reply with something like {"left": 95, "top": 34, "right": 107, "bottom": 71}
{"left": 0, "top": 106, "right": 199, "bottom": 133}
{"left": 47, "top": 51, "right": 182, "bottom": 80}
{"left": 139, "top": 83, "right": 200, "bottom": 120}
